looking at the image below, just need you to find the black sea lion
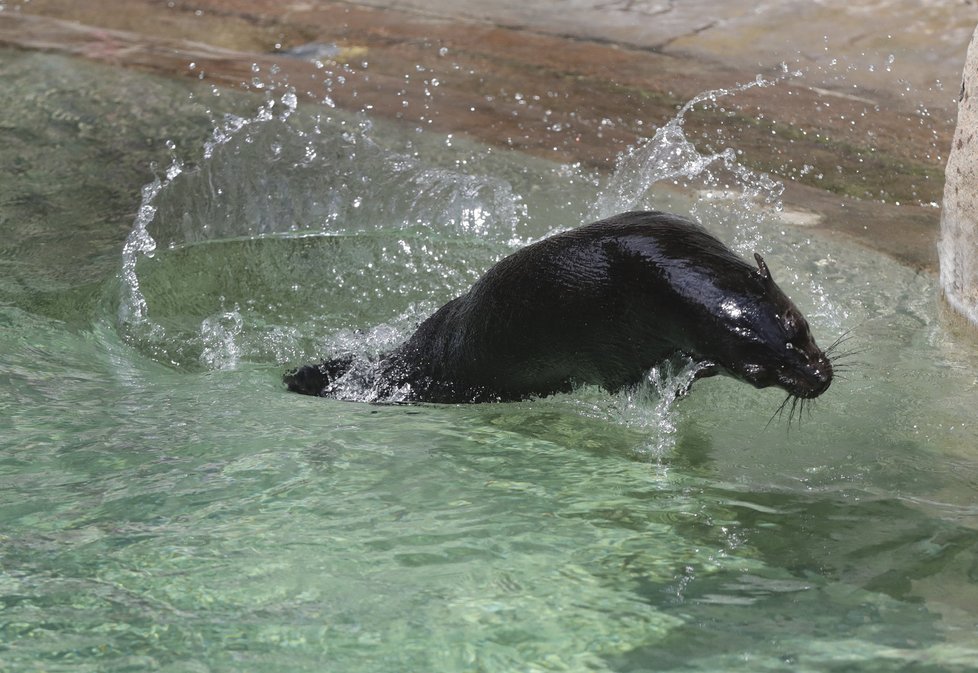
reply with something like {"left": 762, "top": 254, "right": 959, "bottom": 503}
{"left": 285, "top": 210, "right": 833, "bottom": 404}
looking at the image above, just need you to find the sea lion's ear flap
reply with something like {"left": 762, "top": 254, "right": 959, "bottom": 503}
{"left": 753, "top": 253, "right": 772, "bottom": 282}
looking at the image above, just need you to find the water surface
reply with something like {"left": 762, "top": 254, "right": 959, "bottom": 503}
{"left": 2, "top": 47, "right": 978, "bottom": 672}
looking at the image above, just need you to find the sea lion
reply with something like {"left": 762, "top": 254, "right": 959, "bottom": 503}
{"left": 284, "top": 210, "right": 833, "bottom": 404}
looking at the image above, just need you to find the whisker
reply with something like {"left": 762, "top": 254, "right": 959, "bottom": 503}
{"left": 764, "top": 326, "right": 854, "bottom": 431}
{"left": 824, "top": 328, "right": 863, "bottom": 357}
{"left": 828, "top": 350, "right": 868, "bottom": 364}
{"left": 778, "top": 393, "right": 800, "bottom": 432}
{"left": 827, "top": 345, "right": 867, "bottom": 357}
{"left": 766, "top": 392, "right": 794, "bottom": 429}
{"left": 823, "top": 328, "right": 867, "bottom": 380}
{"left": 824, "top": 328, "right": 856, "bottom": 353}
{"left": 829, "top": 358, "right": 867, "bottom": 370}
{"left": 827, "top": 349, "right": 867, "bottom": 364}
{"left": 824, "top": 329, "right": 850, "bottom": 351}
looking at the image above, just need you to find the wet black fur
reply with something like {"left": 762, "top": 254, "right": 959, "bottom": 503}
{"left": 285, "top": 211, "right": 834, "bottom": 404}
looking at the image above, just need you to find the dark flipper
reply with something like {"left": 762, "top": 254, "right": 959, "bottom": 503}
{"left": 284, "top": 355, "right": 355, "bottom": 396}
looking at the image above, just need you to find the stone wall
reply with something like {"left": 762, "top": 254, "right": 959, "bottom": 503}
{"left": 940, "top": 24, "right": 978, "bottom": 327}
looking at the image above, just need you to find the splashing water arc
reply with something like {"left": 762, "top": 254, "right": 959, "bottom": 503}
{"left": 116, "top": 68, "right": 823, "bottom": 429}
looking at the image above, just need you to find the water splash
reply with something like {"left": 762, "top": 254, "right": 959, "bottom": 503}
{"left": 116, "top": 92, "right": 293, "bottom": 342}
{"left": 115, "top": 67, "right": 823, "bottom": 447}
{"left": 199, "top": 307, "right": 244, "bottom": 370}
{"left": 590, "top": 71, "right": 791, "bottom": 253}
{"left": 115, "top": 86, "right": 528, "bottom": 370}
{"left": 118, "top": 177, "right": 162, "bottom": 331}
{"left": 616, "top": 359, "right": 712, "bottom": 457}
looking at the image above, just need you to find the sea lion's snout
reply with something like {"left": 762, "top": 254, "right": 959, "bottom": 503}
{"left": 799, "top": 354, "right": 833, "bottom": 398}
{"left": 780, "top": 350, "right": 833, "bottom": 399}
{"left": 733, "top": 346, "right": 833, "bottom": 399}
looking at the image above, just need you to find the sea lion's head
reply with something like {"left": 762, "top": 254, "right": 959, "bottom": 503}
{"left": 696, "top": 253, "right": 833, "bottom": 400}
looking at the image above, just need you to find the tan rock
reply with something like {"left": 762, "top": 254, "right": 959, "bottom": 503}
{"left": 940, "top": 24, "right": 978, "bottom": 326}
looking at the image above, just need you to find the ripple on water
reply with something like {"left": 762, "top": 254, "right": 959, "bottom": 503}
{"left": 4, "top": 51, "right": 978, "bottom": 671}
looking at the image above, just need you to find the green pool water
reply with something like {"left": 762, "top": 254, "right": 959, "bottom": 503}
{"left": 3, "top": 48, "right": 978, "bottom": 673}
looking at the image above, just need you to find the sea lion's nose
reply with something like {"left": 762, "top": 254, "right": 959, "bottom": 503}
{"left": 807, "top": 356, "right": 833, "bottom": 397}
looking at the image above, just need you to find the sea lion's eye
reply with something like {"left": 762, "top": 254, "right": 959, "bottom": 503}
{"left": 782, "top": 310, "right": 800, "bottom": 335}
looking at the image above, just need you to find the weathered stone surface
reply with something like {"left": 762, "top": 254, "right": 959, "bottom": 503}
{"left": 1, "top": 0, "right": 970, "bottom": 271}
{"left": 940, "top": 25, "right": 978, "bottom": 326}
{"left": 347, "top": 0, "right": 974, "bottom": 109}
